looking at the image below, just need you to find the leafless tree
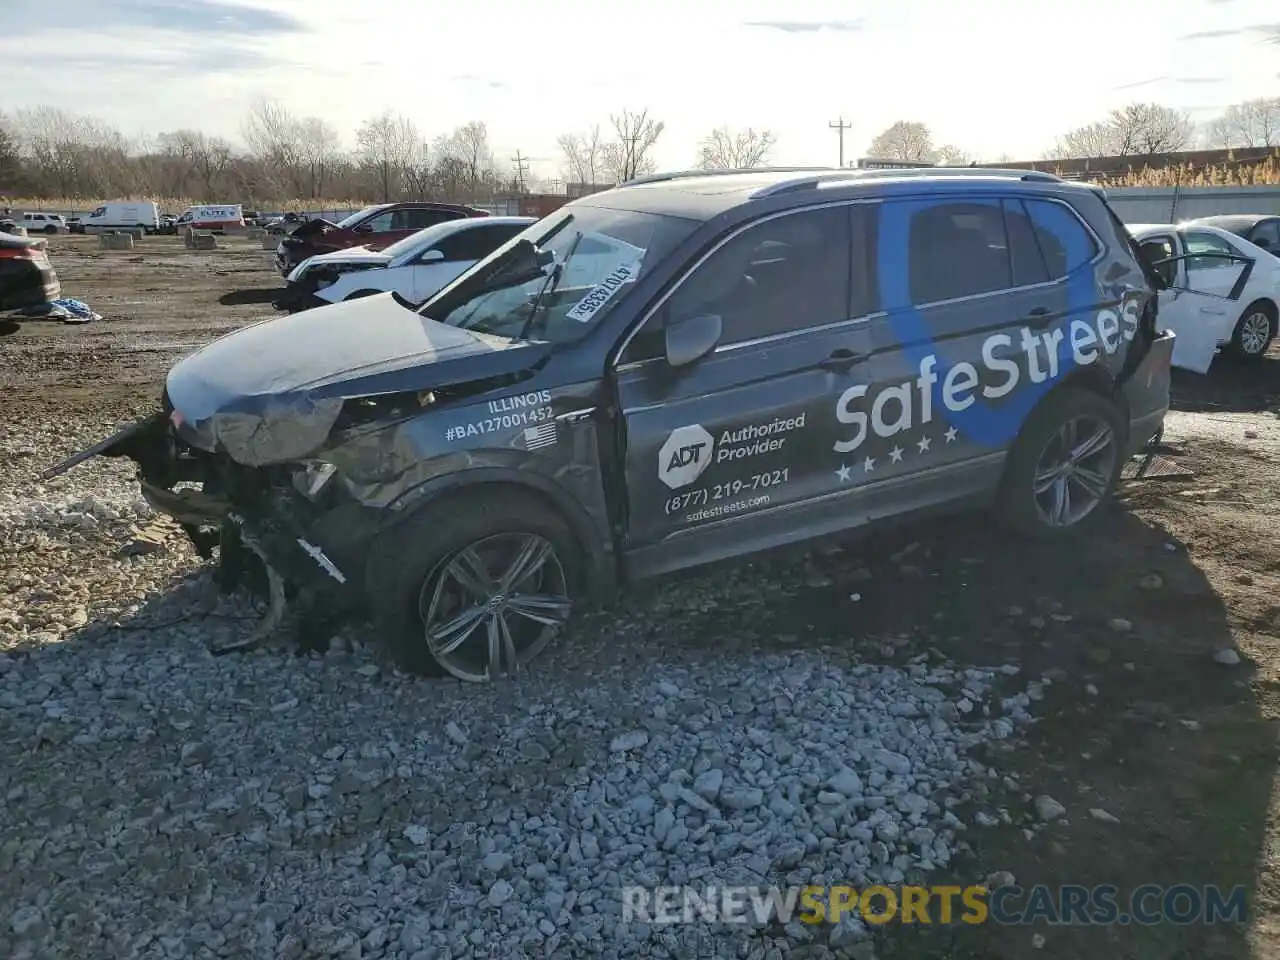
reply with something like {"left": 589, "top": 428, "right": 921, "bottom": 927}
{"left": 295, "top": 117, "right": 341, "bottom": 198}
{"left": 557, "top": 124, "right": 605, "bottom": 187}
{"left": 242, "top": 97, "right": 305, "bottom": 195}
{"left": 1050, "top": 102, "right": 1194, "bottom": 159}
{"left": 696, "top": 126, "right": 777, "bottom": 170}
{"left": 602, "top": 108, "right": 665, "bottom": 183}
{"left": 436, "top": 121, "right": 496, "bottom": 197}
{"left": 934, "top": 144, "right": 972, "bottom": 166}
{"left": 356, "top": 111, "right": 420, "bottom": 202}
{"left": 867, "top": 121, "right": 935, "bottom": 162}
{"left": 0, "top": 113, "right": 23, "bottom": 191}
{"left": 1213, "top": 97, "right": 1280, "bottom": 148}
{"left": 155, "top": 130, "right": 232, "bottom": 199}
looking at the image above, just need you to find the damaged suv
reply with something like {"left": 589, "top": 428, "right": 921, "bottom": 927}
{"left": 45, "top": 168, "right": 1186, "bottom": 682}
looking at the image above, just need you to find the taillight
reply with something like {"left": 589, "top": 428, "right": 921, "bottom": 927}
{"left": 0, "top": 246, "right": 36, "bottom": 260}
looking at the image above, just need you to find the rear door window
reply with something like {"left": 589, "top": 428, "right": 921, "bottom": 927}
{"left": 1183, "top": 230, "right": 1236, "bottom": 270}
{"left": 906, "top": 202, "right": 1012, "bottom": 304}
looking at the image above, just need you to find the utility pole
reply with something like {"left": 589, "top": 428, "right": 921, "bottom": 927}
{"left": 828, "top": 116, "right": 852, "bottom": 168}
{"left": 511, "top": 151, "right": 530, "bottom": 192}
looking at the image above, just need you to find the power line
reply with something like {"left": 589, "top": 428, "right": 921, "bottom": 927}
{"left": 828, "top": 116, "right": 852, "bottom": 168}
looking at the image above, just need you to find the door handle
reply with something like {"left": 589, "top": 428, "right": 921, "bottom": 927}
{"left": 817, "top": 348, "right": 866, "bottom": 372}
{"left": 1024, "top": 307, "right": 1053, "bottom": 329}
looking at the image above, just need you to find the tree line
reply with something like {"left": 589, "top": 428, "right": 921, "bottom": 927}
{"left": 863, "top": 98, "right": 1280, "bottom": 165}
{"left": 0, "top": 99, "right": 787, "bottom": 205}
{"left": 2, "top": 94, "right": 1277, "bottom": 205}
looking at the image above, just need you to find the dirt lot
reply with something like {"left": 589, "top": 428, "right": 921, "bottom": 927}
{"left": 3, "top": 234, "right": 1280, "bottom": 959}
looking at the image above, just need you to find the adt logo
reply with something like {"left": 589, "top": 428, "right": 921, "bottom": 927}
{"left": 659, "top": 424, "right": 715, "bottom": 489}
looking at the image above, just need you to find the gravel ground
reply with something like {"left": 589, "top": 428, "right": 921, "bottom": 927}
{"left": 0, "top": 412, "right": 1049, "bottom": 959}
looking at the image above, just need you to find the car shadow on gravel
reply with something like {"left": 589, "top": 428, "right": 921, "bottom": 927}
{"left": 1172, "top": 352, "right": 1280, "bottom": 414}
{"left": 646, "top": 503, "right": 1271, "bottom": 958}
{"left": 218, "top": 288, "right": 282, "bottom": 306}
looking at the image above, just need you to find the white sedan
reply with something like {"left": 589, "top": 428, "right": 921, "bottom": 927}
{"left": 285, "top": 216, "right": 535, "bottom": 308}
{"left": 1129, "top": 222, "right": 1278, "bottom": 372}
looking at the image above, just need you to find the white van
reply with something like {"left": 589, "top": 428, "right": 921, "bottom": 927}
{"left": 176, "top": 204, "right": 245, "bottom": 233}
{"left": 82, "top": 202, "right": 161, "bottom": 235}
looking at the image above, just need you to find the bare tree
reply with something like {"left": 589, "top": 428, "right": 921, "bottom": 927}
{"left": 557, "top": 124, "right": 606, "bottom": 187}
{"left": 436, "top": 121, "right": 496, "bottom": 198}
{"left": 867, "top": 121, "right": 935, "bottom": 162}
{"left": 242, "top": 97, "right": 305, "bottom": 195}
{"left": 1215, "top": 97, "right": 1280, "bottom": 147}
{"left": 1051, "top": 102, "right": 1194, "bottom": 159}
{"left": 356, "top": 111, "right": 420, "bottom": 202}
{"left": 696, "top": 126, "right": 777, "bottom": 170}
{"left": 0, "top": 113, "right": 23, "bottom": 191}
{"left": 602, "top": 108, "right": 665, "bottom": 183}
{"left": 155, "top": 130, "right": 232, "bottom": 198}
{"left": 295, "top": 117, "right": 341, "bottom": 198}
{"left": 934, "top": 144, "right": 971, "bottom": 166}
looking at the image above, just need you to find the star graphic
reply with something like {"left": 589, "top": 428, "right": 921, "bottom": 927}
{"left": 944, "top": 426, "right": 959, "bottom": 444}
{"left": 916, "top": 435, "right": 931, "bottom": 454}
{"left": 889, "top": 445, "right": 904, "bottom": 463}
{"left": 835, "top": 463, "right": 851, "bottom": 482}
{"left": 863, "top": 456, "right": 876, "bottom": 473}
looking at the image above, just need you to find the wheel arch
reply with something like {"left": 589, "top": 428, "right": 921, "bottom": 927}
{"left": 1014, "top": 364, "right": 1131, "bottom": 452}
{"left": 378, "top": 468, "right": 615, "bottom": 594}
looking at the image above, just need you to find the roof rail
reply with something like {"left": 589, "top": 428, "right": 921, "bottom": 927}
{"left": 750, "top": 166, "right": 1064, "bottom": 199}
{"left": 618, "top": 166, "right": 840, "bottom": 188}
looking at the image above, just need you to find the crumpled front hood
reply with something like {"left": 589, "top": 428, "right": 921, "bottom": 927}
{"left": 309, "top": 245, "right": 387, "bottom": 267}
{"left": 166, "top": 293, "right": 549, "bottom": 466}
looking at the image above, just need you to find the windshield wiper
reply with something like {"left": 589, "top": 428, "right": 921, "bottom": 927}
{"left": 516, "top": 230, "right": 584, "bottom": 341}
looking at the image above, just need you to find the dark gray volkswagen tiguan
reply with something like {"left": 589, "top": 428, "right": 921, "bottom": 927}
{"left": 45, "top": 168, "right": 1182, "bottom": 681}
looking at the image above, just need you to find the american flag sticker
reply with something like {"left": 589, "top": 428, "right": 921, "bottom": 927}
{"left": 523, "top": 422, "right": 558, "bottom": 450}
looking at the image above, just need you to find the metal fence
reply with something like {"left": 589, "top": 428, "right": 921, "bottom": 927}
{"left": 1105, "top": 185, "right": 1280, "bottom": 224}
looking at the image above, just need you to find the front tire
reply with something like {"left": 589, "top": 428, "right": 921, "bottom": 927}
{"left": 995, "top": 388, "right": 1125, "bottom": 537}
{"left": 366, "top": 494, "right": 580, "bottom": 681}
{"left": 1230, "top": 300, "right": 1275, "bottom": 359}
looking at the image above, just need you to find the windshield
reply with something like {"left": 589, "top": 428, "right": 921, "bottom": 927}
{"left": 422, "top": 206, "right": 698, "bottom": 344}
{"left": 338, "top": 205, "right": 385, "bottom": 228}
{"left": 380, "top": 221, "right": 464, "bottom": 262}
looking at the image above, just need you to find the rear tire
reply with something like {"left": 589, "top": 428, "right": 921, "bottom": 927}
{"left": 995, "top": 388, "right": 1125, "bottom": 538}
{"left": 365, "top": 494, "right": 581, "bottom": 681}
{"left": 43, "top": 225, "right": 57, "bottom": 235}
{"left": 1229, "top": 300, "right": 1275, "bottom": 360}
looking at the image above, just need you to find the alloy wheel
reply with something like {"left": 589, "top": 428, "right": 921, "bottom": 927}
{"left": 1238, "top": 311, "right": 1272, "bottom": 356}
{"left": 418, "top": 532, "right": 571, "bottom": 682}
{"left": 1031, "top": 415, "right": 1117, "bottom": 528}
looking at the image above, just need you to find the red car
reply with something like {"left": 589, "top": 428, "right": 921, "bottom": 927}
{"left": 273, "top": 201, "right": 489, "bottom": 277}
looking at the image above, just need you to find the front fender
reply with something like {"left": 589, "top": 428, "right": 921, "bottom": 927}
{"left": 379, "top": 465, "right": 615, "bottom": 594}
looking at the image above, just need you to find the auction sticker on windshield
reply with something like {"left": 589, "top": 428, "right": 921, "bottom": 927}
{"left": 565, "top": 261, "right": 640, "bottom": 323}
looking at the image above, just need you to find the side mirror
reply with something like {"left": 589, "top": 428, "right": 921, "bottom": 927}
{"left": 354, "top": 224, "right": 373, "bottom": 234}
{"left": 665, "top": 313, "right": 722, "bottom": 368}
{"left": 418, "top": 249, "right": 445, "bottom": 263}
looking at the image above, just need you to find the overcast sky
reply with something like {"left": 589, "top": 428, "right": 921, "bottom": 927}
{"left": 2, "top": 0, "right": 1278, "bottom": 178}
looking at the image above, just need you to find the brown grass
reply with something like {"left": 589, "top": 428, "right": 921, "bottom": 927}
{"left": 1094, "top": 154, "right": 1280, "bottom": 188}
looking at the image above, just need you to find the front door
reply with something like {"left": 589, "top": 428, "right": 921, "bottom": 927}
{"left": 613, "top": 204, "right": 865, "bottom": 565}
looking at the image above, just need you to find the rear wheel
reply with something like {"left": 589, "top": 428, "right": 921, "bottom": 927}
{"left": 43, "top": 224, "right": 57, "bottom": 235}
{"left": 995, "top": 388, "right": 1125, "bottom": 537}
{"left": 1230, "top": 300, "right": 1275, "bottom": 359}
{"left": 366, "top": 495, "right": 580, "bottom": 681}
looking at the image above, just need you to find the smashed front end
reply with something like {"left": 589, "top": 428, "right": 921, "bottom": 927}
{"left": 41, "top": 293, "right": 556, "bottom": 653}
